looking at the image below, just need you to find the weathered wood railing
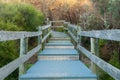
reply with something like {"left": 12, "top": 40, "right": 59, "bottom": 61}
{"left": 65, "top": 22, "right": 120, "bottom": 80}
{"left": 50, "top": 20, "right": 65, "bottom": 30}
{"left": 40, "top": 23, "right": 52, "bottom": 50}
{"left": 0, "top": 24, "right": 51, "bottom": 80}
{"left": 1, "top": 20, "right": 120, "bottom": 80}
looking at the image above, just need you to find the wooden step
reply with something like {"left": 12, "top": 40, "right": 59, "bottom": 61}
{"left": 20, "top": 60, "right": 97, "bottom": 80}
{"left": 49, "top": 40, "right": 71, "bottom": 43}
{"left": 50, "top": 37, "right": 70, "bottom": 40}
{"left": 45, "top": 46, "right": 74, "bottom": 49}
{"left": 45, "top": 42, "right": 74, "bottom": 46}
{"left": 38, "top": 49, "right": 79, "bottom": 60}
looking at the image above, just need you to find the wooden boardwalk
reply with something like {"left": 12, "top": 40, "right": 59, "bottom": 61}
{"left": 20, "top": 31, "right": 97, "bottom": 80}
{"left": 0, "top": 21, "right": 120, "bottom": 80}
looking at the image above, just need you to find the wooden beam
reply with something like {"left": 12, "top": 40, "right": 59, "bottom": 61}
{"left": 78, "top": 30, "right": 120, "bottom": 41}
{"left": 68, "top": 24, "right": 78, "bottom": 30}
{"left": 41, "top": 31, "right": 52, "bottom": 43}
{"left": 68, "top": 30, "right": 77, "bottom": 43}
{"left": 77, "top": 26, "right": 82, "bottom": 45}
{"left": 0, "top": 31, "right": 42, "bottom": 41}
{"left": 0, "top": 45, "right": 41, "bottom": 80}
{"left": 90, "top": 38, "right": 96, "bottom": 73}
{"left": 42, "top": 24, "right": 51, "bottom": 30}
{"left": 19, "top": 38, "right": 28, "bottom": 76}
{"left": 38, "top": 27, "right": 42, "bottom": 44}
{"left": 77, "top": 45, "right": 120, "bottom": 80}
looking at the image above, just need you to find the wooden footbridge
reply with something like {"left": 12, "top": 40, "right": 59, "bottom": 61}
{"left": 0, "top": 21, "right": 120, "bottom": 80}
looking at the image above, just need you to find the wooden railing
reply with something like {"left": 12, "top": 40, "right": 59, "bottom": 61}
{"left": 1, "top": 20, "right": 120, "bottom": 80}
{"left": 65, "top": 22, "right": 120, "bottom": 80}
{"left": 0, "top": 24, "right": 51, "bottom": 80}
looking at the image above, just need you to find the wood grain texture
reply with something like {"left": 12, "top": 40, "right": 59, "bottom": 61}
{"left": 77, "top": 45, "right": 120, "bottom": 80}
{"left": 68, "top": 30, "right": 77, "bottom": 43}
{"left": 68, "top": 24, "right": 78, "bottom": 30}
{"left": 42, "top": 24, "right": 51, "bottom": 30}
{"left": 0, "top": 45, "right": 41, "bottom": 80}
{"left": 78, "top": 30, "right": 120, "bottom": 41}
{"left": 41, "top": 31, "right": 52, "bottom": 43}
{"left": 0, "top": 31, "right": 42, "bottom": 41}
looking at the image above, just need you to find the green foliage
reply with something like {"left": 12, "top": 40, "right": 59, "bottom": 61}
{"left": 99, "top": 50, "right": 120, "bottom": 80}
{"left": 14, "top": 3, "right": 44, "bottom": 31}
{"left": 0, "top": 41, "right": 19, "bottom": 67}
{"left": 0, "top": 41, "right": 19, "bottom": 80}
{"left": 0, "top": 2, "right": 44, "bottom": 80}
{"left": 109, "top": 51, "right": 120, "bottom": 69}
{"left": 0, "top": 2, "right": 44, "bottom": 31}
{"left": 99, "top": 39, "right": 106, "bottom": 47}
{"left": 98, "top": 40, "right": 120, "bottom": 80}
{"left": 99, "top": 70, "right": 114, "bottom": 80}
{"left": 54, "top": 27, "right": 65, "bottom": 32}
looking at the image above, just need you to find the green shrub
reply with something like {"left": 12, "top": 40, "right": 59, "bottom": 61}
{"left": 0, "top": 2, "right": 44, "bottom": 31}
{"left": 0, "top": 2, "right": 44, "bottom": 80}
{"left": 98, "top": 40, "right": 120, "bottom": 80}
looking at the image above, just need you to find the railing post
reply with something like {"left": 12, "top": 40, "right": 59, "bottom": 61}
{"left": 38, "top": 26, "right": 42, "bottom": 45}
{"left": 77, "top": 26, "right": 82, "bottom": 45}
{"left": 90, "top": 38, "right": 96, "bottom": 73}
{"left": 67, "top": 22, "right": 70, "bottom": 31}
{"left": 95, "top": 38, "right": 99, "bottom": 79}
{"left": 47, "top": 24, "right": 51, "bottom": 42}
{"left": 46, "top": 18, "right": 49, "bottom": 24}
{"left": 19, "top": 37, "right": 28, "bottom": 77}
{"left": 77, "top": 26, "right": 82, "bottom": 60}
{"left": 90, "top": 38, "right": 99, "bottom": 74}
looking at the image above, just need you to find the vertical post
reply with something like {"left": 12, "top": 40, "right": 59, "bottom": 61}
{"left": 90, "top": 38, "right": 99, "bottom": 74}
{"left": 47, "top": 23, "right": 51, "bottom": 42}
{"left": 77, "top": 26, "right": 82, "bottom": 60}
{"left": 95, "top": 39, "right": 99, "bottom": 56}
{"left": 42, "top": 25, "right": 46, "bottom": 50}
{"left": 77, "top": 26, "right": 82, "bottom": 45}
{"left": 90, "top": 38, "right": 96, "bottom": 73}
{"left": 67, "top": 22, "right": 70, "bottom": 31}
{"left": 95, "top": 38, "right": 99, "bottom": 79}
{"left": 38, "top": 26, "right": 42, "bottom": 45}
{"left": 37, "top": 27, "right": 42, "bottom": 60}
{"left": 46, "top": 18, "right": 49, "bottom": 24}
{"left": 66, "top": 22, "right": 69, "bottom": 32}
{"left": 19, "top": 38, "right": 28, "bottom": 77}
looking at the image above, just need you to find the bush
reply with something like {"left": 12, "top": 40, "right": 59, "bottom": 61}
{"left": 0, "top": 2, "right": 44, "bottom": 31}
{"left": 0, "top": 2, "right": 44, "bottom": 80}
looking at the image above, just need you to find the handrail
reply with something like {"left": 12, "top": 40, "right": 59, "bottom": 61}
{"left": 1, "top": 20, "right": 120, "bottom": 80}
{"left": 40, "top": 23, "right": 52, "bottom": 45}
{"left": 68, "top": 30, "right": 77, "bottom": 43}
{"left": 78, "top": 30, "right": 120, "bottom": 41}
{"left": 77, "top": 45, "right": 120, "bottom": 80}
{"left": 0, "top": 45, "right": 41, "bottom": 80}
{"left": 0, "top": 23, "right": 51, "bottom": 80}
{"left": 68, "top": 24, "right": 78, "bottom": 30}
{"left": 65, "top": 21, "right": 120, "bottom": 80}
{"left": 0, "top": 31, "right": 42, "bottom": 41}
{"left": 42, "top": 24, "right": 51, "bottom": 30}
{"left": 41, "top": 31, "right": 52, "bottom": 43}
